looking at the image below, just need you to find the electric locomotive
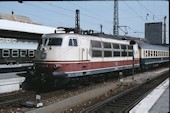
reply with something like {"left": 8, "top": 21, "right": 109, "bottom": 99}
{"left": 33, "top": 33, "right": 140, "bottom": 86}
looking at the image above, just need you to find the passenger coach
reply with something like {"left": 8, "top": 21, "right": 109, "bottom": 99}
{"left": 0, "top": 38, "right": 38, "bottom": 71}
{"left": 138, "top": 42, "right": 169, "bottom": 69}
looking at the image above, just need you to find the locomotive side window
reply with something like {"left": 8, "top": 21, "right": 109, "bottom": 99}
{"left": 2, "top": 49, "right": 10, "bottom": 57}
{"left": 121, "top": 45, "right": 126, "bottom": 49}
{"left": 121, "top": 45, "right": 127, "bottom": 57}
{"left": 113, "top": 44, "right": 120, "bottom": 49}
{"left": 20, "top": 50, "right": 27, "bottom": 57}
{"left": 91, "top": 40, "right": 102, "bottom": 48}
{"left": 103, "top": 42, "right": 111, "bottom": 48}
{"left": 69, "top": 39, "right": 73, "bottom": 46}
{"left": 48, "top": 38, "right": 62, "bottom": 46}
{"left": 128, "top": 45, "right": 133, "bottom": 50}
{"left": 104, "top": 51, "right": 112, "bottom": 57}
{"left": 103, "top": 42, "right": 112, "bottom": 57}
{"left": 128, "top": 52, "right": 133, "bottom": 56}
{"left": 122, "top": 50, "right": 127, "bottom": 57}
{"left": 73, "top": 39, "right": 78, "bottom": 46}
{"left": 69, "top": 39, "right": 78, "bottom": 46}
{"left": 92, "top": 50, "right": 102, "bottom": 57}
{"left": 12, "top": 50, "right": 19, "bottom": 57}
{"left": 28, "top": 50, "right": 34, "bottom": 57}
{"left": 113, "top": 51, "right": 120, "bottom": 57}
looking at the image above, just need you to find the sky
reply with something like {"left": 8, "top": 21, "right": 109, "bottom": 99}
{"left": 0, "top": 1, "right": 169, "bottom": 43}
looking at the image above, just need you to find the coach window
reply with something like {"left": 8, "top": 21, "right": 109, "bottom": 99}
{"left": 12, "top": 50, "right": 19, "bottom": 57}
{"left": 20, "top": 50, "right": 27, "bottom": 57}
{"left": 28, "top": 50, "right": 34, "bottom": 57}
{"left": 48, "top": 38, "right": 62, "bottom": 46}
{"left": 145, "top": 50, "right": 148, "bottom": 57}
{"left": 2, "top": 49, "right": 10, "bottom": 57}
{"left": 148, "top": 51, "right": 150, "bottom": 57}
{"left": 153, "top": 51, "right": 155, "bottom": 57}
{"left": 150, "top": 51, "right": 153, "bottom": 57}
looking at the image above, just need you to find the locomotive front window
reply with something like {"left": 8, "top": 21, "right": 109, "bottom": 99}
{"left": 41, "top": 38, "right": 48, "bottom": 46}
{"left": 48, "top": 38, "right": 62, "bottom": 46}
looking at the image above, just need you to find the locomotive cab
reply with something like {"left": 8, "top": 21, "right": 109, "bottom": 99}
{"left": 34, "top": 33, "right": 82, "bottom": 81}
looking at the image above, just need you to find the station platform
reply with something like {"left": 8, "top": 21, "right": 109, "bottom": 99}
{"left": 130, "top": 78, "right": 169, "bottom": 113}
{"left": 0, "top": 72, "right": 26, "bottom": 94}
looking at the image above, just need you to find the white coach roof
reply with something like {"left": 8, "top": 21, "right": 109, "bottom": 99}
{"left": 0, "top": 19, "right": 58, "bottom": 34}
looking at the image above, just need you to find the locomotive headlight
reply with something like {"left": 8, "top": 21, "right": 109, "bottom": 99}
{"left": 53, "top": 64, "right": 58, "bottom": 69}
{"left": 53, "top": 64, "right": 62, "bottom": 69}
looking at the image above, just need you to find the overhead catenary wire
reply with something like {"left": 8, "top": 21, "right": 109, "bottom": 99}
{"left": 36, "top": 1, "right": 114, "bottom": 33}
{"left": 41, "top": 1, "right": 112, "bottom": 24}
{"left": 136, "top": 0, "right": 162, "bottom": 21}
{"left": 123, "top": 1, "right": 145, "bottom": 22}
{"left": 25, "top": 2, "right": 106, "bottom": 29}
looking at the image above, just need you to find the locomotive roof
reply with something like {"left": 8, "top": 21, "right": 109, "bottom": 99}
{"left": 42, "top": 33, "right": 128, "bottom": 41}
{"left": 138, "top": 42, "right": 169, "bottom": 51}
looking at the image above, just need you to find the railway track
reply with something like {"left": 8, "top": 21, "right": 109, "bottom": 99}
{"left": 0, "top": 91, "right": 36, "bottom": 108}
{"left": 80, "top": 71, "right": 169, "bottom": 113}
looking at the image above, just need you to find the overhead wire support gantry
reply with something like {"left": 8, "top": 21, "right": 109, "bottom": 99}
{"left": 113, "top": 0, "right": 119, "bottom": 37}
